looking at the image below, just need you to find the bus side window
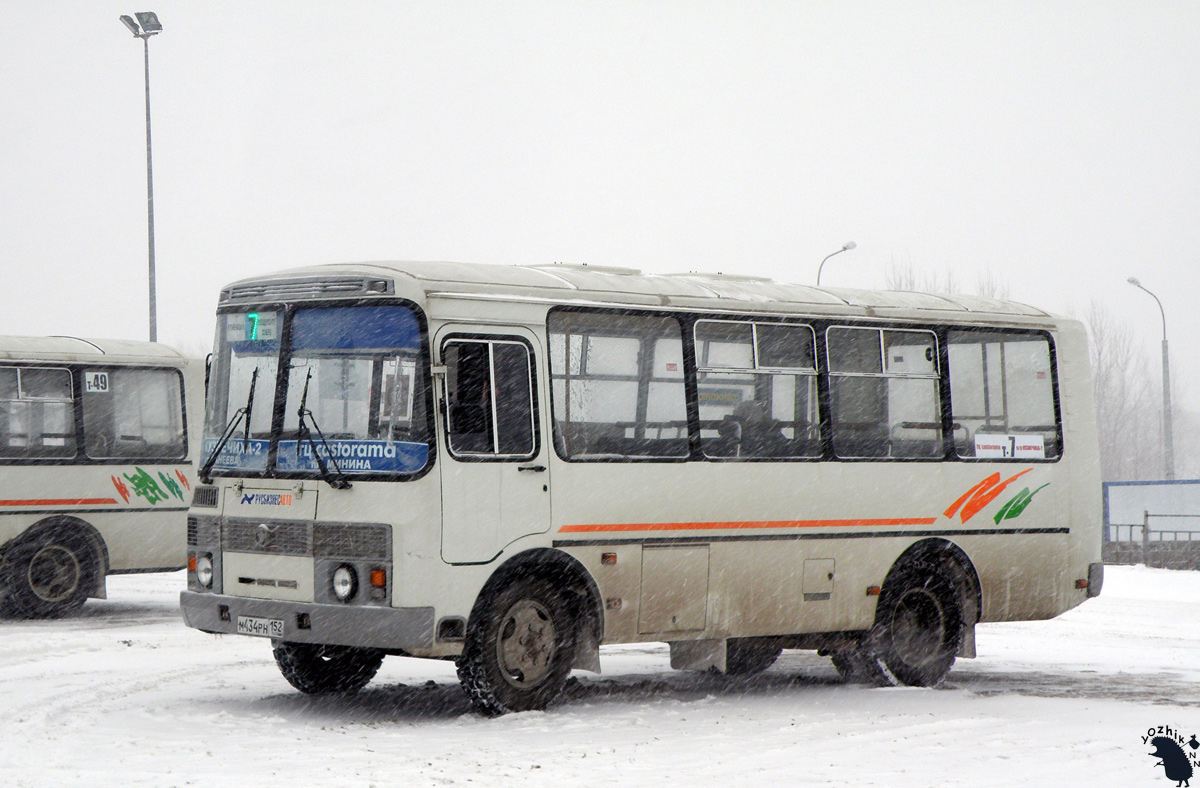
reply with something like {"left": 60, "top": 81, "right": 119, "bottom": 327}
{"left": 695, "top": 320, "right": 821, "bottom": 459}
{"left": 0, "top": 366, "right": 76, "bottom": 460}
{"left": 827, "top": 327, "right": 941, "bottom": 459}
{"left": 548, "top": 312, "right": 689, "bottom": 460}
{"left": 444, "top": 339, "right": 536, "bottom": 459}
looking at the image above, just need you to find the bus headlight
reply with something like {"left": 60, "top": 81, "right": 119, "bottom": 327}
{"left": 195, "top": 554, "right": 214, "bottom": 589}
{"left": 332, "top": 565, "right": 358, "bottom": 603}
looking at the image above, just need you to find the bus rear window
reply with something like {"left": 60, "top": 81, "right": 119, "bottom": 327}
{"left": 948, "top": 330, "right": 1060, "bottom": 459}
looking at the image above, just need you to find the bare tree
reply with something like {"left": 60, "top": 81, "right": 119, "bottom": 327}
{"left": 974, "top": 268, "right": 1010, "bottom": 299}
{"left": 883, "top": 258, "right": 959, "bottom": 295}
{"left": 1085, "top": 301, "right": 1163, "bottom": 481}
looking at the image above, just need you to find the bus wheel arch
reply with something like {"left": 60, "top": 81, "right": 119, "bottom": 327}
{"left": 871, "top": 538, "right": 979, "bottom": 686}
{"left": 1, "top": 517, "right": 109, "bottom": 618}
{"left": 884, "top": 539, "right": 981, "bottom": 634}
{"left": 458, "top": 549, "right": 602, "bottom": 715}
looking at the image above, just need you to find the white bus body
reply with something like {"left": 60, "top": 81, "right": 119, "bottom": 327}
{"left": 181, "top": 261, "right": 1102, "bottom": 713}
{"left": 0, "top": 336, "right": 203, "bottom": 617}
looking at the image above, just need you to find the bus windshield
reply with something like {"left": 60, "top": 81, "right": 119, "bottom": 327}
{"left": 203, "top": 304, "right": 431, "bottom": 478}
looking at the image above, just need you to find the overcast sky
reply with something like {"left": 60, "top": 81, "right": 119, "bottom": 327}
{"left": 1, "top": 1, "right": 1196, "bottom": 409}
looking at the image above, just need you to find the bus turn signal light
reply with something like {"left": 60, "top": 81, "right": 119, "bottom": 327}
{"left": 370, "top": 569, "right": 387, "bottom": 587}
{"left": 866, "top": 586, "right": 881, "bottom": 596}
{"left": 1075, "top": 579, "right": 1088, "bottom": 589}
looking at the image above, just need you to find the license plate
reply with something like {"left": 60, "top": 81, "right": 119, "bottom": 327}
{"left": 236, "top": 615, "right": 284, "bottom": 638}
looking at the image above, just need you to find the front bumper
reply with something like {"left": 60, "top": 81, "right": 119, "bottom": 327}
{"left": 180, "top": 591, "right": 434, "bottom": 650}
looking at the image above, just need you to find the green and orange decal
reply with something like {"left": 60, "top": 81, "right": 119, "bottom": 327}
{"left": 943, "top": 468, "right": 1050, "bottom": 525}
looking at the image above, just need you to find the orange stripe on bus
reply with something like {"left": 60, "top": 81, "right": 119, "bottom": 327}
{"left": 558, "top": 518, "right": 938, "bottom": 533}
{"left": 0, "top": 498, "right": 119, "bottom": 507}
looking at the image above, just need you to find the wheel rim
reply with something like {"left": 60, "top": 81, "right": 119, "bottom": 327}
{"left": 889, "top": 588, "right": 945, "bottom": 667}
{"left": 496, "top": 597, "right": 557, "bottom": 689}
{"left": 27, "top": 545, "right": 82, "bottom": 603}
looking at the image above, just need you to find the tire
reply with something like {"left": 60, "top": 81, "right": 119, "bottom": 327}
{"left": 457, "top": 576, "right": 578, "bottom": 716}
{"left": 2, "top": 529, "right": 98, "bottom": 619}
{"left": 724, "top": 638, "right": 782, "bottom": 676}
{"left": 830, "top": 649, "right": 889, "bottom": 686}
{"left": 272, "top": 642, "right": 384, "bottom": 694}
{"left": 872, "top": 567, "right": 962, "bottom": 687}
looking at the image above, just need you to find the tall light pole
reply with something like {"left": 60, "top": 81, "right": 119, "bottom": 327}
{"left": 119, "top": 12, "right": 163, "bottom": 342}
{"left": 816, "top": 241, "right": 856, "bottom": 286}
{"left": 1127, "top": 277, "right": 1174, "bottom": 479}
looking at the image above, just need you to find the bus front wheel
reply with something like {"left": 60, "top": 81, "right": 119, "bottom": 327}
{"left": 457, "top": 576, "right": 578, "bottom": 715}
{"left": 2, "top": 530, "right": 97, "bottom": 618}
{"left": 272, "top": 642, "right": 384, "bottom": 694}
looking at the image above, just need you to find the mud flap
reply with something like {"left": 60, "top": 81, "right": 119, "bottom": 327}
{"left": 957, "top": 624, "right": 976, "bottom": 658}
{"left": 571, "top": 626, "right": 602, "bottom": 674}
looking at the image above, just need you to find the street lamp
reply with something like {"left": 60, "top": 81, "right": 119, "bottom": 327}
{"left": 816, "top": 242, "right": 856, "bottom": 286}
{"left": 1127, "top": 277, "right": 1174, "bottom": 479}
{"left": 119, "top": 12, "right": 163, "bottom": 343}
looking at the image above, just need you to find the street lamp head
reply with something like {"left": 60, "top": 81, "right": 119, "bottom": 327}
{"left": 816, "top": 241, "right": 858, "bottom": 286}
{"left": 134, "top": 12, "right": 162, "bottom": 34}
{"left": 1127, "top": 277, "right": 1142, "bottom": 287}
{"left": 120, "top": 12, "right": 162, "bottom": 37}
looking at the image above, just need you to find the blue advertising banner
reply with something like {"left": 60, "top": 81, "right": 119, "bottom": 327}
{"left": 276, "top": 439, "right": 429, "bottom": 474}
{"left": 202, "top": 437, "right": 270, "bottom": 472}
{"left": 202, "top": 437, "right": 428, "bottom": 474}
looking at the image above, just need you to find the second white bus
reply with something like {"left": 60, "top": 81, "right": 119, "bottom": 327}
{"left": 181, "top": 261, "right": 1102, "bottom": 714}
{"left": 0, "top": 336, "right": 203, "bottom": 618}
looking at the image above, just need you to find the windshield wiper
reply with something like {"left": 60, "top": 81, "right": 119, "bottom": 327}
{"left": 242, "top": 366, "right": 258, "bottom": 451}
{"left": 198, "top": 366, "right": 259, "bottom": 485}
{"left": 295, "top": 367, "right": 352, "bottom": 490}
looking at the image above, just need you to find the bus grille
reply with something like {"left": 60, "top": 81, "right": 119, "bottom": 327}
{"left": 188, "top": 516, "right": 219, "bottom": 547}
{"left": 191, "top": 486, "right": 219, "bottom": 508}
{"left": 222, "top": 521, "right": 311, "bottom": 556}
{"left": 313, "top": 523, "right": 391, "bottom": 561}
{"left": 219, "top": 276, "right": 393, "bottom": 303}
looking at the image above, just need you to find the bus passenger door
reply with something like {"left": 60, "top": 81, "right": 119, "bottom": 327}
{"left": 437, "top": 330, "right": 550, "bottom": 564}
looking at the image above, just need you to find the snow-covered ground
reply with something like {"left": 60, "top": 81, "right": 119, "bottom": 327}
{"left": 1, "top": 565, "right": 1197, "bottom": 787}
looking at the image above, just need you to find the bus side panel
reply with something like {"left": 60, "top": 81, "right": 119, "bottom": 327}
{"left": 549, "top": 453, "right": 1086, "bottom": 641}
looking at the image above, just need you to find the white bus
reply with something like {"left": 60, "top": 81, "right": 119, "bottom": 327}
{"left": 0, "top": 336, "right": 203, "bottom": 618}
{"left": 181, "top": 261, "right": 1102, "bottom": 714}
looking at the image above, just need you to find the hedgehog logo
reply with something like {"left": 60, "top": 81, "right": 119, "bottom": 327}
{"left": 1148, "top": 734, "right": 1196, "bottom": 787}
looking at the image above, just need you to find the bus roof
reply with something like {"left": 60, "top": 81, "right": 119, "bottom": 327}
{"left": 220, "top": 260, "right": 1056, "bottom": 321}
{"left": 0, "top": 335, "right": 191, "bottom": 364}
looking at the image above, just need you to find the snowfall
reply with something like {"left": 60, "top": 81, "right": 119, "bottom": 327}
{"left": 1, "top": 565, "right": 1197, "bottom": 788}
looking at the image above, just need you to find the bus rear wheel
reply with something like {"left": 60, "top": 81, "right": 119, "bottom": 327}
{"left": 872, "top": 569, "right": 962, "bottom": 687}
{"left": 457, "top": 577, "right": 577, "bottom": 716}
{"left": 830, "top": 649, "right": 888, "bottom": 685}
{"left": 272, "top": 642, "right": 384, "bottom": 694}
{"left": 2, "top": 530, "right": 97, "bottom": 619}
